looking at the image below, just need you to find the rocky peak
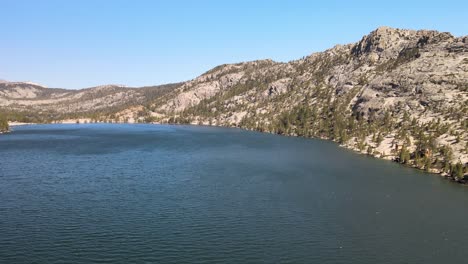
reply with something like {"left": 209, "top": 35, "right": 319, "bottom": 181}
{"left": 350, "top": 26, "right": 459, "bottom": 66}
{"left": 352, "top": 26, "right": 405, "bottom": 56}
{"left": 93, "top": 84, "right": 126, "bottom": 89}
{"left": 0, "top": 81, "right": 47, "bottom": 89}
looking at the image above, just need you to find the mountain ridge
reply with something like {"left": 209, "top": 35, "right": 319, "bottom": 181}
{"left": 1, "top": 26, "right": 467, "bottom": 180}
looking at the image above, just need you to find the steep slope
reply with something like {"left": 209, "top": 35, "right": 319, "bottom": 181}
{"left": 143, "top": 27, "right": 467, "bottom": 179}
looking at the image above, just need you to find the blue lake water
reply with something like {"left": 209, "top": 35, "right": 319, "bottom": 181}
{"left": 0, "top": 124, "right": 466, "bottom": 263}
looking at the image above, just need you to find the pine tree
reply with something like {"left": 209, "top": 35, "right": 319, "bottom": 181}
{"left": 357, "top": 136, "right": 366, "bottom": 152}
{"left": 399, "top": 145, "right": 410, "bottom": 164}
{"left": 376, "top": 133, "right": 384, "bottom": 145}
{"left": 367, "top": 145, "right": 373, "bottom": 155}
{"left": 450, "top": 162, "right": 464, "bottom": 179}
{"left": 0, "top": 115, "right": 9, "bottom": 132}
{"left": 424, "top": 156, "right": 432, "bottom": 172}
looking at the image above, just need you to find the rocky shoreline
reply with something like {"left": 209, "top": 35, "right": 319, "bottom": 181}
{"left": 3, "top": 121, "right": 467, "bottom": 184}
{"left": 213, "top": 123, "right": 468, "bottom": 185}
{"left": 187, "top": 121, "right": 468, "bottom": 184}
{"left": 339, "top": 140, "right": 467, "bottom": 184}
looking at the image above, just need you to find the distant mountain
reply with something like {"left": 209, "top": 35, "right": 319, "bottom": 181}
{"left": 1, "top": 26, "right": 466, "bottom": 179}
{"left": 0, "top": 81, "right": 181, "bottom": 121}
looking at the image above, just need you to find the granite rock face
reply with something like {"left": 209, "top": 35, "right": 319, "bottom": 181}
{"left": 148, "top": 27, "right": 467, "bottom": 167}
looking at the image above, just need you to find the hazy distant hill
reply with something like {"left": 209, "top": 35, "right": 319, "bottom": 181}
{"left": 0, "top": 82, "right": 181, "bottom": 121}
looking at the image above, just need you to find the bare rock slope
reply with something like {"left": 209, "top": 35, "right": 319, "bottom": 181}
{"left": 145, "top": 27, "right": 467, "bottom": 178}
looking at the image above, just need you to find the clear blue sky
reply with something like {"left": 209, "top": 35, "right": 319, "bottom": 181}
{"left": 1, "top": 0, "right": 467, "bottom": 89}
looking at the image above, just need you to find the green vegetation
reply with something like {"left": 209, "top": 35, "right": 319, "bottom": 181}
{"left": 451, "top": 162, "right": 465, "bottom": 179}
{"left": 0, "top": 114, "right": 9, "bottom": 133}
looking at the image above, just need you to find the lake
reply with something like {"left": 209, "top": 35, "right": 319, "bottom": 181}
{"left": 0, "top": 124, "right": 466, "bottom": 263}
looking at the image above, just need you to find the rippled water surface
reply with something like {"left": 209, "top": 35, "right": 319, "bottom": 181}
{"left": 0, "top": 124, "right": 467, "bottom": 263}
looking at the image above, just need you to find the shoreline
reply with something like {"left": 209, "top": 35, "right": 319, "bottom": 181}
{"left": 8, "top": 121, "right": 36, "bottom": 127}
{"left": 5, "top": 121, "right": 467, "bottom": 183}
